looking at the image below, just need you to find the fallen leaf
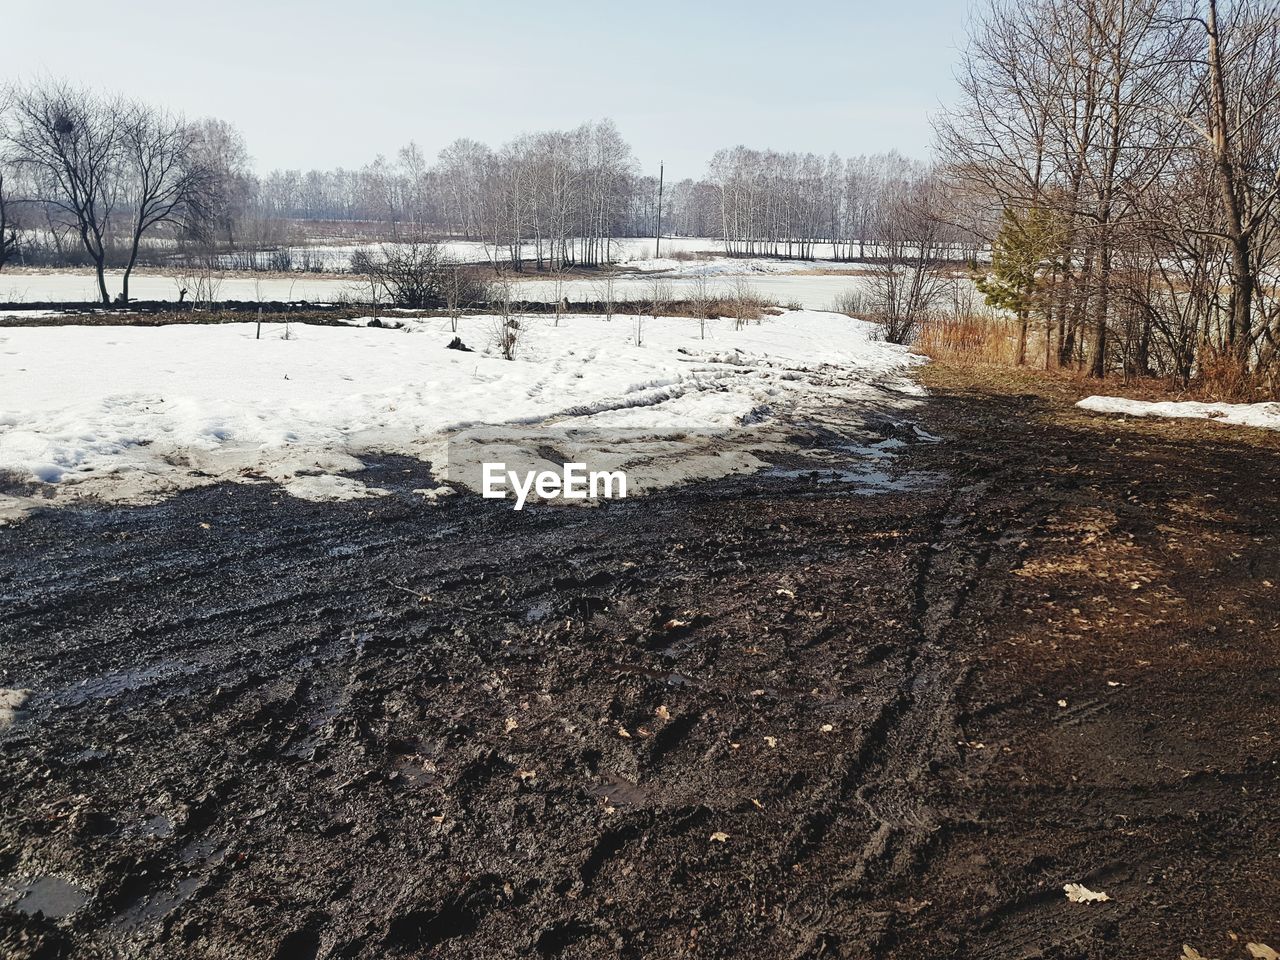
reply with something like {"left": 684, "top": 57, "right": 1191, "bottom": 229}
{"left": 618, "top": 727, "right": 632, "bottom": 739}
{"left": 764, "top": 736, "right": 778, "bottom": 748}
{"left": 504, "top": 717, "right": 519, "bottom": 734}
{"left": 709, "top": 831, "right": 729, "bottom": 843}
{"left": 655, "top": 705, "right": 671, "bottom": 721}
{"left": 751, "top": 798, "right": 764, "bottom": 810}
{"left": 1247, "top": 944, "right": 1279, "bottom": 960}
{"left": 776, "top": 588, "right": 796, "bottom": 599}
{"left": 515, "top": 769, "right": 536, "bottom": 783}
{"left": 662, "top": 618, "right": 691, "bottom": 631}
{"left": 1063, "top": 882, "right": 1109, "bottom": 903}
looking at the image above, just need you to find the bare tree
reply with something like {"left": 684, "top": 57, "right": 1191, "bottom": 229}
{"left": 638, "top": 275, "right": 672, "bottom": 345}
{"left": 865, "top": 181, "right": 950, "bottom": 344}
{"left": 730, "top": 277, "right": 760, "bottom": 331}
{"left": 491, "top": 276, "right": 522, "bottom": 360}
{"left": 350, "top": 239, "right": 445, "bottom": 307}
{"left": 689, "top": 273, "right": 714, "bottom": 339}
{"left": 444, "top": 263, "right": 465, "bottom": 332}
{"left": 11, "top": 81, "right": 120, "bottom": 303}
{"left": 593, "top": 274, "right": 616, "bottom": 322}
{"left": 187, "top": 117, "right": 253, "bottom": 250}
{"left": 118, "top": 102, "right": 212, "bottom": 302}
{"left": 1180, "top": 0, "right": 1280, "bottom": 370}
{"left": 0, "top": 89, "right": 21, "bottom": 272}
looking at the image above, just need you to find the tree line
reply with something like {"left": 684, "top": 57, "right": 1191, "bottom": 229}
{"left": 0, "top": 78, "right": 962, "bottom": 293}
{"left": 938, "top": 0, "right": 1280, "bottom": 387}
{"left": 0, "top": 82, "right": 246, "bottom": 303}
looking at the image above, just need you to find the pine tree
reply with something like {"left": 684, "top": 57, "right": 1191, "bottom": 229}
{"left": 976, "top": 207, "right": 1059, "bottom": 365}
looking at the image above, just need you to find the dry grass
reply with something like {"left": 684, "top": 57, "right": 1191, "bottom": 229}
{"left": 920, "top": 360, "right": 1280, "bottom": 448}
{"left": 917, "top": 313, "right": 1279, "bottom": 403}
{"left": 916, "top": 313, "right": 1021, "bottom": 366}
{"left": 1194, "top": 345, "right": 1279, "bottom": 402}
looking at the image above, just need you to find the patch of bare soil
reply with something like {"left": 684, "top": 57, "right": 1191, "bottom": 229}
{"left": 0, "top": 365, "right": 1276, "bottom": 959}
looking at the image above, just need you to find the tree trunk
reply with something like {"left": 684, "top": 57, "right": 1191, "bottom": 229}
{"left": 1089, "top": 242, "right": 1111, "bottom": 379}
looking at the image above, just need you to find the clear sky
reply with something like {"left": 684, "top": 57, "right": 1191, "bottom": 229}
{"left": 6, "top": 0, "right": 968, "bottom": 179}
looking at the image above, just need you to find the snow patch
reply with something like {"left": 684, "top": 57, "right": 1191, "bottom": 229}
{"left": 0, "top": 310, "right": 922, "bottom": 516}
{"left": 1077, "top": 395, "right": 1280, "bottom": 432}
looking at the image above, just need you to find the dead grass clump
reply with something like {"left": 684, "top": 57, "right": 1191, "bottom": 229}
{"left": 916, "top": 313, "right": 1019, "bottom": 365}
{"left": 1193, "top": 345, "right": 1278, "bottom": 402}
{"left": 615, "top": 297, "right": 778, "bottom": 323}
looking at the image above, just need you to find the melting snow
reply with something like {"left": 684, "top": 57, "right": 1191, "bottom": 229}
{"left": 0, "top": 310, "right": 922, "bottom": 519}
{"left": 1077, "top": 395, "right": 1280, "bottom": 432}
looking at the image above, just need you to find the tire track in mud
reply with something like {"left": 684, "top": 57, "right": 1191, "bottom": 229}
{"left": 6, "top": 380, "right": 1276, "bottom": 959}
{"left": 772, "top": 476, "right": 1041, "bottom": 955}
{"left": 2, "top": 415, "right": 955, "bottom": 959}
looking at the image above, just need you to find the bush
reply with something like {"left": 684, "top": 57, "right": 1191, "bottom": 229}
{"left": 831, "top": 289, "right": 865, "bottom": 317}
{"left": 351, "top": 240, "right": 445, "bottom": 308}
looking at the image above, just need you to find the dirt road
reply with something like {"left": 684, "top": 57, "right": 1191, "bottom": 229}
{"left": 2, "top": 368, "right": 1277, "bottom": 959}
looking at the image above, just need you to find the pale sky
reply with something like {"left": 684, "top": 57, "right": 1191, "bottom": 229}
{"left": 6, "top": 0, "right": 967, "bottom": 179}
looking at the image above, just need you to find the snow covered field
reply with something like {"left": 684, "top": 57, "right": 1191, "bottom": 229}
{"left": 250, "top": 236, "right": 728, "bottom": 272}
{"left": 0, "top": 263, "right": 867, "bottom": 311}
{"left": 0, "top": 311, "right": 922, "bottom": 521}
{"left": 0, "top": 237, "right": 872, "bottom": 309}
{"left": 0, "top": 271, "right": 367, "bottom": 305}
{"left": 1077, "top": 395, "right": 1280, "bottom": 431}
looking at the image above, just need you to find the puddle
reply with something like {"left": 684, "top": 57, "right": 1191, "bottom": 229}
{"left": 140, "top": 814, "right": 174, "bottom": 838}
{"left": 764, "top": 466, "right": 932, "bottom": 494}
{"left": 111, "top": 875, "right": 203, "bottom": 931}
{"left": 1, "top": 876, "right": 89, "bottom": 918}
{"left": 54, "top": 661, "right": 199, "bottom": 708}
{"left": 178, "top": 836, "right": 224, "bottom": 865}
{"left": 762, "top": 429, "right": 941, "bottom": 496}
{"left": 587, "top": 775, "right": 653, "bottom": 808}
{"left": 391, "top": 756, "right": 439, "bottom": 787}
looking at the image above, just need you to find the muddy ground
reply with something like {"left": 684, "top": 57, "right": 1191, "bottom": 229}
{"left": 1, "top": 366, "right": 1277, "bottom": 959}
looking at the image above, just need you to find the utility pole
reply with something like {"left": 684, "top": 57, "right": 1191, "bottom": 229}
{"left": 655, "top": 162, "right": 664, "bottom": 259}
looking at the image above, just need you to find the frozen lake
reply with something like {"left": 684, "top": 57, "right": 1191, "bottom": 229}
{"left": 0, "top": 267, "right": 869, "bottom": 312}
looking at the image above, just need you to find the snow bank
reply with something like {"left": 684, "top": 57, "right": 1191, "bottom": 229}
{"left": 1077, "top": 395, "right": 1280, "bottom": 432}
{"left": 0, "top": 311, "right": 921, "bottom": 519}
